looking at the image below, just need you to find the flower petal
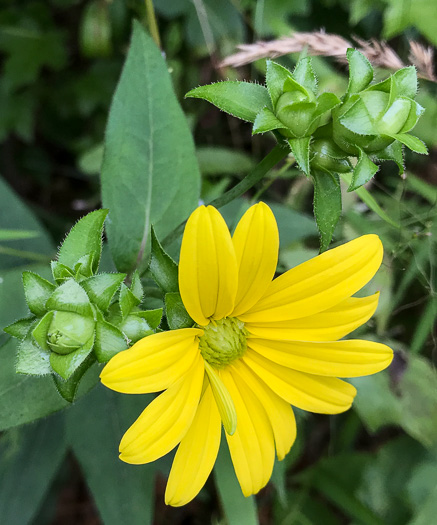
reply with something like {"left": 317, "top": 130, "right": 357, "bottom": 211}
{"left": 204, "top": 361, "right": 237, "bottom": 435}
{"left": 230, "top": 360, "right": 296, "bottom": 461}
{"left": 245, "top": 293, "right": 379, "bottom": 341}
{"left": 239, "top": 235, "right": 383, "bottom": 323}
{"left": 165, "top": 385, "right": 221, "bottom": 507}
{"left": 248, "top": 338, "right": 393, "bottom": 377}
{"left": 221, "top": 367, "right": 275, "bottom": 496}
{"left": 231, "top": 202, "right": 279, "bottom": 316}
{"left": 243, "top": 349, "right": 356, "bottom": 414}
{"left": 100, "top": 328, "right": 203, "bottom": 394}
{"left": 179, "top": 205, "right": 238, "bottom": 325}
{"left": 119, "top": 355, "right": 204, "bottom": 464}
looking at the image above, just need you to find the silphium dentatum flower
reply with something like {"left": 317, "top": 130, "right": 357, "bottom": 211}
{"left": 4, "top": 210, "right": 162, "bottom": 401}
{"left": 100, "top": 202, "right": 393, "bottom": 506}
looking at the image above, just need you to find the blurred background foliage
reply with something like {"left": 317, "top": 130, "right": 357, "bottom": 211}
{"left": 0, "top": 0, "right": 436, "bottom": 524}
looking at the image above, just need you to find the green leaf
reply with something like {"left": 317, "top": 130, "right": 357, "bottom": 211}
{"left": 118, "top": 309, "right": 163, "bottom": 344}
{"left": 51, "top": 260, "right": 74, "bottom": 284}
{"left": 196, "top": 147, "right": 254, "bottom": 175}
{"left": 130, "top": 270, "right": 143, "bottom": 302}
{"left": 57, "top": 209, "right": 108, "bottom": 273}
{"left": 347, "top": 48, "right": 373, "bottom": 93}
{"left": 149, "top": 226, "right": 179, "bottom": 293}
{"left": 252, "top": 107, "right": 286, "bottom": 135}
{"left": 102, "top": 22, "right": 200, "bottom": 273}
{"left": 340, "top": 98, "right": 377, "bottom": 135}
{"left": 288, "top": 137, "right": 311, "bottom": 176}
{"left": 186, "top": 81, "right": 271, "bottom": 123}
{"left": 266, "top": 60, "right": 294, "bottom": 106}
{"left": 32, "top": 311, "right": 54, "bottom": 352}
{"left": 348, "top": 149, "right": 379, "bottom": 191}
{"left": 410, "top": 297, "right": 437, "bottom": 354}
{"left": 0, "top": 338, "right": 98, "bottom": 431}
{"left": 312, "top": 170, "right": 342, "bottom": 252}
{"left": 0, "top": 414, "right": 67, "bottom": 525}
{"left": 52, "top": 356, "right": 96, "bottom": 402}
{"left": 81, "top": 272, "right": 126, "bottom": 311}
{"left": 46, "top": 279, "right": 93, "bottom": 317}
{"left": 373, "top": 141, "right": 404, "bottom": 173}
{"left": 94, "top": 319, "right": 128, "bottom": 362}
{"left": 67, "top": 385, "right": 156, "bottom": 525}
{"left": 400, "top": 99, "right": 425, "bottom": 133}
{"left": 0, "top": 229, "right": 38, "bottom": 241}
{"left": 17, "top": 331, "right": 51, "bottom": 375}
{"left": 390, "top": 133, "right": 428, "bottom": 154}
{"left": 119, "top": 283, "right": 141, "bottom": 319}
{"left": 292, "top": 57, "right": 317, "bottom": 94}
{"left": 390, "top": 66, "right": 418, "bottom": 101}
{"left": 3, "top": 316, "right": 35, "bottom": 340}
{"left": 165, "top": 292, "right": 194, "bottom": 329}
{"left": 0, "top": 179, "right": 54, "bottom": 270}
{"left": 50, "top": 335, "right": 94, "bottom": 380}
{"left": 313, "top": 92, "right": 341, "bottom": 120}
{"left": 22, "top": 271, "right": 55, "bottom": 316}
{"left": 214, "top": 440, "right": 258, "bottom": 525}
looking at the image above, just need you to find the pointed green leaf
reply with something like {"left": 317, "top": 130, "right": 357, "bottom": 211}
{"left": 288, "top": 137, "right": 311, "bottom": 176}
{"left": 373, "top": 141, "right": 404, "bottom": 173}
{"left": 22, "top": 271, "right": 55, "bottom": 316}
{"left": 340, "top": 98, "right": 377, "bottom": 135}
{"left": 313, "top": 92, "right": 341, "bottom": 120}
{"left": 186, "top": 81, "right": 271, "bottom": 123}
{"left": 347, "top": 49, "right": 373, "bottom": 93}
{"left": 348, "top": 149, "right": 379, "bottom": 191}
{"left": 252, "top": 107, "right": 287, "bottom": 135}
{"left": 399, "top": 100, "right": 425, "bottom": 133}
{"left": 130, "top": 270, "right": 143, "bottom": 302}
{"left": 119, "top": 283, "right": 140, "bottom": 319}
{"left": 46, "top": 279, "right": 93, "bottom": 317}
{"left": 119, "top": 309, "right": 163, "bottom": 343}
{"left": 81, "top": 273, "right": 126, "bottom": 311}
{"left": 277, "top": 101, "right": 316, "bottom": 136}
{"left": 4, "top": 317, "right": 35, "bottom": 340}
{"left": 165, "top": 292, "right": 194, "bottom": 329}
{"left": 51, "top": 261, "right": 74, "bottom": 285}
{"left": 74, "top": 253, "right": 95, "bottom": 280}
{"left": 52, "top": 355, "right": 95, "bottom": 402}
{"left": 50, "top": 335, "right": 94, "bottom": 380}
{"left": 149, "top": 226, "right": 178, "bottom": 293}
{"left": 266, "top": 60, "right": 294, "bottom": 106}
{"left": 389, "top": 66, "right": 418, "bottom": 102}
{"left": 293, "top": 57, "right": 317, "bottom": 94}
{"left": 32, "top": 311, "right": 54, "bottom": 351}
{"left": 94, "top": 319, "right": 128, "bottom": 362}
{"left": 313, "top": 170, "right": 342, "bottom": 252}
{"left": 17, "top": 333, "right": 52, "bottom": 375}
{"left": 390, "top": 133, "right": 428, "bottom": 154}
{"left": 102, "top": 22, "right": 200, "bottom": 273}
{"left": 57, "top": 209, "right": 108, "bottom": 273}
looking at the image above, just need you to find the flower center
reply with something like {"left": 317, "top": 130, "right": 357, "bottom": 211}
{"left": 198, "top": 317, "right": 248, "bottom": 368}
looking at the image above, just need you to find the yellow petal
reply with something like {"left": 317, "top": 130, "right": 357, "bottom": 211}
{"left": 221, "top": 367, "right": 275, "bottom": 496}
{"left": 165, "top": 385, "right": 221, "bottom": 507}
{"left": 119, "top": 355, "right": 204, "bottom": 464}
{"left": 230, "top": 360, "right": 296, "bottom": 461}
{"left": 245, "top": 294, "right": 379, "bottom": 341}
{"left": 204, "top": 361, "right": 237, "bottom": 435}
{"left": 100, "top": 328, "right": 203, "bottom": 394}
{"left": 243, "top": 349, "right": 356, "bottom": 414}
{"left": 248, "top": 338, "right": 393, "bottom": 377}
{"left": 239, "top": 235, "right": 383, "bottom": 323}
{"left": 179, "top": 205, "right": 238, "bottom": 325}
{"left": 231, "top": 202, "right": 279, "bottom": 317}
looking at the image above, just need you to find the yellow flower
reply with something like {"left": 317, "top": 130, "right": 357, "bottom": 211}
{"left": 100, "top": 202, "right": 393, "bottom": 507}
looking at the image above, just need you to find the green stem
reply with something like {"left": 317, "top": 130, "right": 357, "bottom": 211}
{"left": 0, "top": 245, "right": 52, "bottom": 262}
{"left": 162, "top": 143, "right": 289, "bottom": 247}
{"left": 144, "top": 0, "right": 161, "bottom": 49}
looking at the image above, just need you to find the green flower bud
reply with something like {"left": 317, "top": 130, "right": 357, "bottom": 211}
{"left": 47, "top": 311, "right": 95, "bottom": 355}
{"left": 310, "top": 139, "right": 352, "bottom": 174}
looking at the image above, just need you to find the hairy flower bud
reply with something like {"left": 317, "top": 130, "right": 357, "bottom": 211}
{"left": 47, "top": 311, "right": 95, "bottom": 355}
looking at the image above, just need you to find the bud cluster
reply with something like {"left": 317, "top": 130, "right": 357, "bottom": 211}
{"left": 4, "top": 210, "right": 162, "bottom": 401}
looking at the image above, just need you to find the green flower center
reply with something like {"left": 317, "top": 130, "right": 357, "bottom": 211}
{"left": 198, "top": 317, "right": 248, "bottom": 368}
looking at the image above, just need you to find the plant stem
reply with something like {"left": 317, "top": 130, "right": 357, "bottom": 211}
{"left": 162, "top": 143, "right": 289, "bottom": 247}
{"left": 144, "top": 0, "right": 161, "bottom": 49}
{"left": 0, "top": 245, "right": 52, "bottom": 262}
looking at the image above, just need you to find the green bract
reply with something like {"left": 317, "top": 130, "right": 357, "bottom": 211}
{"left": 4, "top": 210, "right": 162, "bottom": 402}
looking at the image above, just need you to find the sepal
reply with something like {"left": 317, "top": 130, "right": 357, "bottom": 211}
{"left": 50, "top": 333, "right": 95, "bottom": 380}
{"left": 288, "top": 137, "right": 311, "bottom": 176}
{"left": 22, "top": 271, "right": 56, "bottom": 316}
{"left": 52, "top": 355, "right": 95, "bottom": 402}
{"left": 4, "top": 316, "right": 36, "bottom": 340}
{"left": 348, "top": 148, "right": 379, "bottom": 191}
{"left": 312, "top": 170, "right": 342, "bottom": 252}
{"left": 81, "top": 272, "right": 126, "bottom": 311}
{"left": 94, "top": 316, "right": 128, "bottom": 362}
{"left": 346, "top": 49, "right": 373, "bottom": 94}
{"left": 149, "top": 226, "right": 178, "bottom": 293}
{"left": 16, "top": 331, "right": 52, "bottom": 375}
{"left": 165, "top": 292, "right": 194, "bottom": 329}
{"left": 46, "top": 279, "right": 93, "bottom": 317}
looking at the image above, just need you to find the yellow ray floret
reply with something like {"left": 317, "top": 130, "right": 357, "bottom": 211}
{"left": 100, "top": 201, "right": 393, "bottom": 507}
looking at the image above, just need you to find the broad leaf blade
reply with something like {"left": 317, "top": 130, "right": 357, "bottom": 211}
{"left": 102, "top": 21, "right": 200, "bottom": 273}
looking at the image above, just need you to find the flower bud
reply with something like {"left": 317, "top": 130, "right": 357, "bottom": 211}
{"left": 310, "top": 139, "right": 352, "bottom": 173}
{"left": 47, "top": 311, "right": 95, "bottom": 355}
